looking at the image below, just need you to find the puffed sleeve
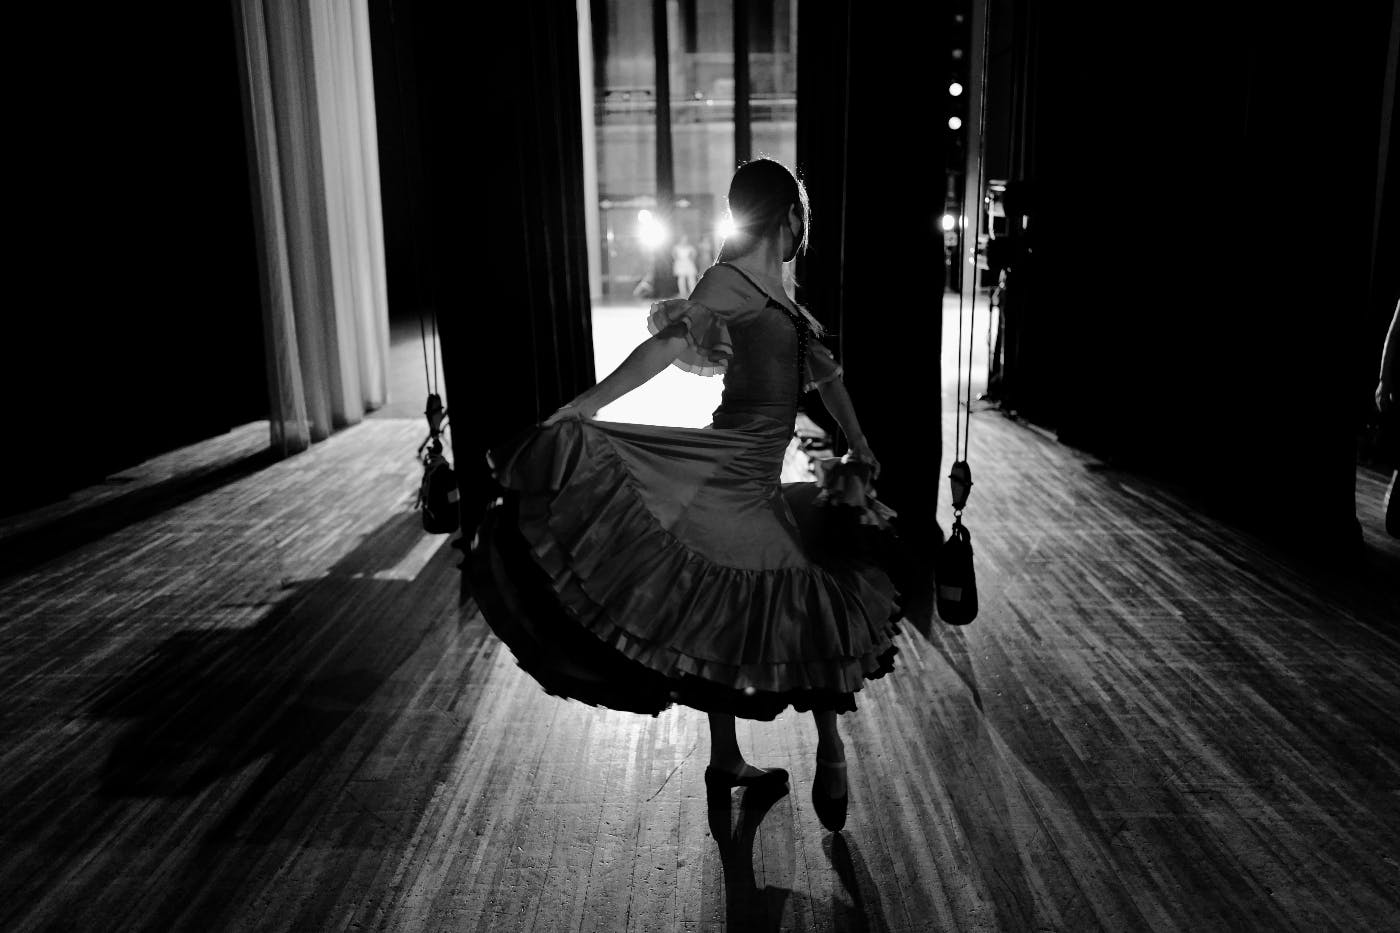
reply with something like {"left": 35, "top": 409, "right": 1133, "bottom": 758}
{"left": 646, "top": 265, "right": 763, "bottom": 377}
{"left": 804, "top": 339, "right": 844, "bottom": 392}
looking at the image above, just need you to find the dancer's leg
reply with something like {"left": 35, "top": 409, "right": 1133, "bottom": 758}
{"left": 812, "top": 709, "right": 848, "bottom": 797}
{"left": 707, "top": 712, "right": 782, "bottom": 780}
{"left": 708, "top": 712, "right": 745, "bottom": 770}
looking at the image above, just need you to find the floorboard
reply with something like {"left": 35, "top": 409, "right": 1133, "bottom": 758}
{"left": 0, "top": 407, "right": 1396, "bottom": 932}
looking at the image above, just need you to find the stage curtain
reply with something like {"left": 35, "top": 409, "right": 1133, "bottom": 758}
{"left": 996, "top": 1, "right": 1392, "bottom": 549}
{"left": 797, "top": 0, "right": 949, "bottom": 552}
{"left": 234, "top": 0, "right": 390, "bottom": 456}
{"left": 396, "top": 2, "right": 598, "bottom": 537}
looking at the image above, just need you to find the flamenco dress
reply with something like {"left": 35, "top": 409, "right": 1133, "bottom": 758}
{"left": 470, "top": 262, "right": 905, "bottom": 720}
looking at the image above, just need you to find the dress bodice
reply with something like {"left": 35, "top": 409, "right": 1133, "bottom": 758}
{"left": 714, "top": 298, "right": 804, "bottom": 427}
{"left": 646, "top": 261, "right": 843, "bottom": 433}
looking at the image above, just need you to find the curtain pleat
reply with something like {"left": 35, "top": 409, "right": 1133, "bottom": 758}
{"left": 234, "top": 0, "right": 310, "bottom": 455}
{"left": 236, "top": 0, "right": 389, "bottom": 455}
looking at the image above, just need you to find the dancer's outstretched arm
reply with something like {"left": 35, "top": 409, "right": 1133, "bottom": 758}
{"left": 816, "top": 378, "right": 880, "bottom": 478}
{"left": 544, "top": 324, "right": 689, "bottom": 425}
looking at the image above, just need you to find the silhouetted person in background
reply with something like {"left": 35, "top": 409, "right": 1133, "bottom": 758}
{"left": 672, "top": 233, "right": 699, "bottom": 297}
{"left": 698, "top": 233, "right": 714, "bottom": 272}
{"left": 984, "top": 265, "right": 1009, "bottom": 400}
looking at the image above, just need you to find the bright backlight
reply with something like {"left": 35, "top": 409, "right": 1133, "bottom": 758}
{"left": 638, "top": 209, "right": 668, "bottom": 250}
{"left": 715, "top": 213, "right": 737, "bottom": 242}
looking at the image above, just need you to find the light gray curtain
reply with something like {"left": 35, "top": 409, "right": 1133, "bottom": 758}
{"left": 234, "top": 0, "right": 389, "bottom": 455}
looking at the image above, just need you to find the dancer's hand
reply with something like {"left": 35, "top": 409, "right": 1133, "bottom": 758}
{"left": 1379, "top": 379, "right": 1392, "bottom": 414}
{"left": 849, "top": 439, "right": 881, "bottom": 479}
{"left": 543, "top": 396, "right": 599, "bottom": 426}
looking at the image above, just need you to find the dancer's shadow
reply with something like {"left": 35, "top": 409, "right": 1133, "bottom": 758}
{"left": 824, "top": 834, "right": 893, "bottom": 933}
{"left": 706, "top": 782, "right": 802, "bottom": 931}
{"left": 82, "top": 510, "right": 468, "bottom": 840}
{"left": 705, "top": 783, "right": 892, "bottom": 931}
{"left": 0, "top": 511, "right": 482, "bottom": 931}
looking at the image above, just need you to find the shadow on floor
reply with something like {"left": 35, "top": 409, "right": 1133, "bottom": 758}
{"left": 706, "top": 782, "right": 892, "bottom": 931}
{"left": 84, "top": 512, "right": 466, "bottom": 813}
{"left": 0, "top": 512, "right": 487, "bottom": 930}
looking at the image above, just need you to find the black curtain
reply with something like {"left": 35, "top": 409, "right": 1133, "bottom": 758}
{"left": 797, "top": 1, "right": 949, "bottom": 555}
{"left": 998, "top": 0, "right": 1395, "bottom": 552}
{"left": 367, "top": 0, "right": 431, "bottom": 326}
{"left": 376, "top": 2, "right": 596, "bottom": 538}
{"left": 1365, "top": 8, "right": 1400, "bottom": 469}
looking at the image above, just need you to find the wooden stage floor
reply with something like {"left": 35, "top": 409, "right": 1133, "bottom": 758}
{"left": 1, "top": 412, "right": 1397, "bottom": 932}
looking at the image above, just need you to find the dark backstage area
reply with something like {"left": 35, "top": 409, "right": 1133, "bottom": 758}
{"left": 2, "top": 0, "right": 1398, "bottom": 930}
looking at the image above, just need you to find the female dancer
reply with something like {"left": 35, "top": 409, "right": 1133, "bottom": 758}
{"left": 472, "top": 159, "right": 902, "bottom": 831}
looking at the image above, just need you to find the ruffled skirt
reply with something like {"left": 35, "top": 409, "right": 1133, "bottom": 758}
{"left": 469, "top": 415, "right": 906, "bottom": 720}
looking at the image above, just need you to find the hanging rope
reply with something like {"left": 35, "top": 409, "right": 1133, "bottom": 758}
{"left": 416, "top": 295, "right": 447, "bottom": 441}
{"left": 411, "top": 250, "right": 449, "bottom": 529}
{"left": 431, "top": 301, "right": 440, "bottom": 397}
{"left": 965, "top": 0, "right": 992, "bottom": 470}
{"left": 953, "top": 238, "right": 966, "bottom": 467}
{"left": 384, "top": 9, "right": 457, "bottom": 535}
{"left": 938, "top": 0, "right": 992, "bottom": 626}
{"left": 419, "top": 310, "right": 434, "bottom": 396}
{"left": 415, "top": 305, "right": 456, "bottom": 534}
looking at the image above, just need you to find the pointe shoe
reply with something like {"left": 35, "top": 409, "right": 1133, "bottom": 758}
{"left": 812, "top": 757, "right": 848, "bottom": 832}
{"left": 704, "top": 764, "right": 790, "bottom": 792}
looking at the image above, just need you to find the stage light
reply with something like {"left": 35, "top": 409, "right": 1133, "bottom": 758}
{"left": 941, "top": 214, "right": 956, "bottom": 232}
{"left": 637, "top": 209, "right": 668, "bottom": 250}
{"left": 948, "top": 116, "right": 963, "bottom": 130}
{"left": 949, "top": 82, "right": 964, "bottom": 97}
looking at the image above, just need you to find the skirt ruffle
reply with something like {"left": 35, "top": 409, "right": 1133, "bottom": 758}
{"left": 470, "top": 417, "right": 905, "bottom": 720}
